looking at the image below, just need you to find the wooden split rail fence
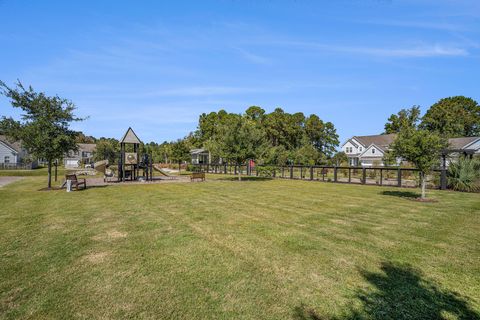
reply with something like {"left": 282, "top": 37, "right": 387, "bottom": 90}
{"left": 192, "top": 164, "right": 448, "bottom": 190}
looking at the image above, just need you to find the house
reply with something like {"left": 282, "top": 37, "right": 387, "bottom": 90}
{"left": 342, "top": 134, "right": 480, "bottom": 167}
{"left": 64, "top": 143, "right": 96, "bottom": 168}
{"left": 190, "top": 148, "right": 210, "bottom": 164}
{"left": 342, "top": 134, "right": 397, "bottom": 166}
{"left": 0, "top": 135, "right": 37, "bottom": 168}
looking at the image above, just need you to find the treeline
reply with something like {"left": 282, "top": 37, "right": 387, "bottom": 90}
{"left": 194, "top": 106, "right": 340, "bottom": 165}
{"left": 80, "top": 106, "right": 340, "bottom": 166}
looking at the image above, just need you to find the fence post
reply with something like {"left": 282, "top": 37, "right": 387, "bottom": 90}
{"left": 234, "top": 165, "right": 237, "bottom": 175}
{"left": 397, "top": 168, "right": 402, "bottom": 187}
{"left": 334, "top": 166, "right": 338, "bottom": 182}
{"left": 348, "top": 168, "right": 351, "bottom": 183}
{"left": 440, "top": 169, "right": 447, "bottom": 190}
{"left": 224, "top": 164, "right": 227, "bottom": 174}
{"left": 290, "top": 166, "right": 293, "bottom": 179}
{"left": 310, "top": 166, "right": 313, "bottom": 180}
{"left": 380, "top": 169, "right": 383, "bottom": 186}
{"left": 362, "top": 168, "right": 366, "bottom": 184}
{"left": 281, "top": 166, "right": 284, "bottom": 178}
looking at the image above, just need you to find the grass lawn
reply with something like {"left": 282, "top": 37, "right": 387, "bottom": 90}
{"left": 0, "top": 175, "right": 479, "bottom": 319}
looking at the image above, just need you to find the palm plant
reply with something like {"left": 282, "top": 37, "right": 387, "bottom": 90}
{"left": 447, "top": 157, "right": 480, "bottom": 192}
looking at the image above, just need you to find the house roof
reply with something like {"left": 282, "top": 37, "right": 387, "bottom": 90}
{"left": 120, "top": 127, "right": 142, "bottom": 144}
{"left": 448, "top": 137, "right": 479, "bottom": 150}
{"left": 352, "top": 134, "right": 397, "bottom": 151}
{"left": 190, "top": 148, "right": 208, "bottom": 155}
{"left": 0, "top": 135, "right": 22, "bottom": 153}
{"left": 78, "top": 143, "right": 96, "bottom": 152}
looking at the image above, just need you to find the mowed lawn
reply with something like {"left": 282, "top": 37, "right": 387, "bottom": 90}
{"left": 0, "top": 176, "right": 479, "bottom": 319}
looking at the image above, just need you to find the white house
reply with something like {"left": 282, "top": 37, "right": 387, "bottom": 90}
{"left": 342, "top": 134, "right": 480, "bottom": 167}
{"left": 0, "top": 135, "right": 36, "bottom": 168}
{"left": 64, "top": 143, "right": 96, "bottom": 168}
{"left": 341, "top": 134, "right": 396, "bottom": 166}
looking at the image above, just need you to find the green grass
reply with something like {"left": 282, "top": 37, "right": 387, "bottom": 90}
{"left": 0, "top": 176, "right": 479, "bottom": 319}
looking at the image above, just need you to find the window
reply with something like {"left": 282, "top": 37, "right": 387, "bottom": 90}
{"left": 372, "top": 148, "right": 376, "bottom": 154}
{"left": 359, "top": 147, "right": 362, "bottom": 152}
{"left": 4, "top": 156, "right": 10, "bottom": 163}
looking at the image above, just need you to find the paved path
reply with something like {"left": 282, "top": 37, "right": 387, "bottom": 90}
{"left": 0, "top": 177, "right": 23, "bottom": 188}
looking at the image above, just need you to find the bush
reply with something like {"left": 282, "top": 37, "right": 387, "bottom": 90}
{"left": 256, "top": 166, "right": 275, "bottom": 177}
{"left": 447, "top": 157, "right": 480, "bottom": 192}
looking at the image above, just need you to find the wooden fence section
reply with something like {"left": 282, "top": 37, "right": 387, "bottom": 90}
{"left": 192, "top": 164, "right": 448, "bottom": 190}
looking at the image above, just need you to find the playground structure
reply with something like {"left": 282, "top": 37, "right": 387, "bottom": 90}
{"left": 117, "top": 127, "right": 153, "bottom": 182}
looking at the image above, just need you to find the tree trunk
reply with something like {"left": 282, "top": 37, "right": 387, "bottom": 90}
{"left": 178, "top": 161, "right": 181, "bottom": 173}
{"left": 238, "top": 168, "right": 242, "bottom": 181}
{"left": 421, "top": 172, "right": 426, "bottom": 199}
{"left": 47, "top": 160, "right": 52, "bottom": 189}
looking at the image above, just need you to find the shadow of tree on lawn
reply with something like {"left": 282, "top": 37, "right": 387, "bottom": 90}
{"left": 294, "top": 262, "right": 480, "bottom": 320}
{"left": 381, "top": 190, "right": 420, "bottom": 199}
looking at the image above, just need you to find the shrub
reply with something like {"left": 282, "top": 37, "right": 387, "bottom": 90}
{"left": 447, "top": 157, "right": 480, "bottom": 192}
{"left": 256, "top": 166, "right": 275, "bottom": 177}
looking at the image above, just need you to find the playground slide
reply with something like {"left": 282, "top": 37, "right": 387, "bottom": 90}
{"left": 152, "top": 164, "right": 176, "bottom": 178}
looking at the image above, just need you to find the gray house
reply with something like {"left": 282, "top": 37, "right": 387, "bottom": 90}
{"left": 0, "top": 135, "right": 37, "bottom": 168}
{"left": 190, "top": 148, "right": 210, "bottom": 164}
{"left": 64, "top": 143, "right": 96, "bottom": 168}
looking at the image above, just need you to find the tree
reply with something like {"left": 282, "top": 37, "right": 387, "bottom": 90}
{"left": 0, "top": 81, "right": 83, "bottom": 188}
{"left": 384, "top": 106, "right": 421, "bottom": 134}
{"left": 170, "top": 139, "right": 190, "bottom": 172}
{"left": 421, "top": 96, "right": 480, "bottom": 137}
{"left": 390, "top": 129, "right": 447, "bottom": 199}
{"left": 330, "top": 151, "right": 348, "bottom": 166}
{"left": 209, "top": 115, "right": 267, "bottom": 181}
{"left": 93, "top": 138, "right": 119, "bottom": 164}
{"left": 75, "top": 131, "right": 96, "bottom": 143}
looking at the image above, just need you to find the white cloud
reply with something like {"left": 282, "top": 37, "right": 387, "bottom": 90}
{"left": 276, "top": 41, "right": 468, "bottom": 58}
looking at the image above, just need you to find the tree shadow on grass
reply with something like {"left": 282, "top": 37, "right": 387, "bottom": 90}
{"left": 380, "top": 190, "right": 420, "bottom": 199}
{"left": 217, "top": 176, "right": 273, "bottom": 182}
{"left": 294, "top": 262, "right": 480, "bottom": 320}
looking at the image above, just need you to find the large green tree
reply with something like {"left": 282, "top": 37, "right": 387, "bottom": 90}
{"left": 93, "top": 138, "right": 119, "bottom": 164}
{"left": 208, "top": 115, "right": 267, "bottom": 180}
{"left": 390, "top": 129, "right": 447, "bottom": 199}
{"left": 421, "top": 96, "right": 480, "bottom": 137}
{"left": 170, "top": 139, "right": 190, "bottom": 172}
{"left": 0, "top": 81, "right": 83, "bottom": 188}
{"left": 384, "top": 106, "right": 421, "bottom": 134}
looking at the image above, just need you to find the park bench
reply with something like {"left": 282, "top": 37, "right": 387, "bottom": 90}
{"left": 191, "top": 172, "right": 205, "bottom": 182}
{"left": 65, "top": 174, "right": 87, "bottom": 190}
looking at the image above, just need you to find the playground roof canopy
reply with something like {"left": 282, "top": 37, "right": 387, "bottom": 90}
{"left": 120, "top": 127, "right": 142, "bottom": 145}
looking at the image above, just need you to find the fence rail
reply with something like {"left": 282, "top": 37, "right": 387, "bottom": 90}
{"left": 0, "top": 163, "right": 36, "bottom": 170}
{"left": 192, "top": 163, "right": 448, "bottom": 190}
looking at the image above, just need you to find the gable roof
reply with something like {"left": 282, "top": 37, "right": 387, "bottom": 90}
{"left": 120, "top": 127, "right": 142, "bottom": 144}
{"left": 352, "top": 134, "right": 397, "bottom": 151}
{"left": 358, "top": 143, "right": 386, "bottom": 158}
{"left": 0, "top": 135, "right": 22, "bottom": 153}
{"left": 448, "top": 137, "right": 480, "bottom": 150}
{"left": 190, "top": 148, "right": 208, "bottom": 155}
{"left": 78, "top": 143, "right": 96, "bottom": 153}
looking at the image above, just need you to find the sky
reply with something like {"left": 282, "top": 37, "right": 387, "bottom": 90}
{"left": 0, "top": 0, "right": 479, "bottom": 144}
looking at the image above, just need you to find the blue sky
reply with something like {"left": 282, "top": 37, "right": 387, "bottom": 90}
{"left": 1, "top": 0, "right": 479, "bottom": 144}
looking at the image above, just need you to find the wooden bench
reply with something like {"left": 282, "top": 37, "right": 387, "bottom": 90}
{"left": 65, "top": 174, "right": 87, "bottom": 190}
{"left": 190, "top": 172, "right": 205, "bottom": 182}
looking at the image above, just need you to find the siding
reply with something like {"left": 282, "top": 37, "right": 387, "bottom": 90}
{"left": 0, "top": 142, "right": 18, "bottom": 164}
